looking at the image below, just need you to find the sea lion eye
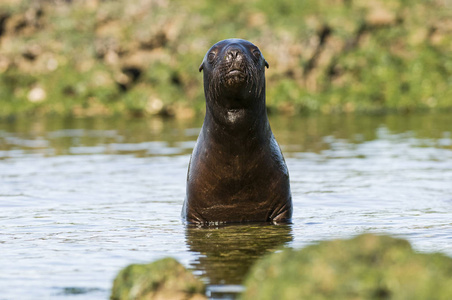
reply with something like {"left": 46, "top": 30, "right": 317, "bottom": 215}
{"left": 207, "top": 52, "right": 216, "bottom": 63}
{"left": 252, "top": 49, "right": 261, "bottom": 58}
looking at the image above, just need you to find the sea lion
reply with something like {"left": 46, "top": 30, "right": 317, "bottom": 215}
{"left": 182, "top": 38, "right": 292, "bottom": 224}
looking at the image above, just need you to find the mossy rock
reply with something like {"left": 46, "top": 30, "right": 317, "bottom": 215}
{"left": 242, "top": 234, "right": 452, "bottom": 300}
{"left": 2, "top": 0, "right": 452, "bottom": 117}
{"left": 111, "top": 257, "right": 206, "bottom": 300}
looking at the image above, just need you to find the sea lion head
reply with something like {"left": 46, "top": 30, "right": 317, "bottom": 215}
{"left": 199, "top": 39, "right": 269, "bottom": 109}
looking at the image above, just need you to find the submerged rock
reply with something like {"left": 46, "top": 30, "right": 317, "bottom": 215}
{"left": 242, "top": 234, "right": 452, "bottom": 300}
{"left": 111, "top": 257, "right": 206, "bottom": 300}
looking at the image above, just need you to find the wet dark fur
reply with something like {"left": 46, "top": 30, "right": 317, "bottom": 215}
{"left": 182, "top": 39, "right": 292, "bottom": 225}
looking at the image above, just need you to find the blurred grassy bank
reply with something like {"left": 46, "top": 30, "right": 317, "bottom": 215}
{"left": 0, "top": 0, "right": 451, "bottom": 118}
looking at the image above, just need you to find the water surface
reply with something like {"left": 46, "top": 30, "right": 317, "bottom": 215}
{"left": 1, "top": 113, "right": 451, "bottom": 299}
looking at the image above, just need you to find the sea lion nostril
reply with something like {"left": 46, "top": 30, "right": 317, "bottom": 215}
{"left": 227, "top": 47, "right": 241, "bottom": 60}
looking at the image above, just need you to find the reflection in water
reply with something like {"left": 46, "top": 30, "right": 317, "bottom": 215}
{"left": 0, "top": 116, "right": 203, "bottom": 158}
{"left": 1, "top": 113, "right": 451, "bottom": 159}
{"left": 270, "top": 113, "right": 452, "bottom": 154}
{"left": 185, "top": 224, "right": 292, "bottom": 286}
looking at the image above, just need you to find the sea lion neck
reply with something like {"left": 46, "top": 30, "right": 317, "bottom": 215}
{"left": 204, "top": 91, "right": 270, "bottom": 141}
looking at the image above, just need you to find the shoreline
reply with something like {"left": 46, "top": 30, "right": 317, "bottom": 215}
{"left": 1, "top": 0, "right": 451, "bottom": 119}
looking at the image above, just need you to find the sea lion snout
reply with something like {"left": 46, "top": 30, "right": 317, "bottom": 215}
{"left": 221, "top": 44, "right": 248, "bottom": 87}
{"left": 225, "top": 45, "right": 244, "bottom": 62}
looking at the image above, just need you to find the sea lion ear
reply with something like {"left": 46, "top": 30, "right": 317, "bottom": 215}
{"left": 199, "top": 62, "right": 204, "bottom": 72}
{"left": 264, "top": 60, "right": 269, "bottom": 69}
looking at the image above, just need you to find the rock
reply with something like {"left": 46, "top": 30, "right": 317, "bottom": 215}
{"left": 27, "top": 85, "right": 46, "bottom": 102}
{"left": 0, "top": 56, "right": 11, "bottom": 73}
{"left": 111, "top": 257, "right": 206, "bottom": 300}
{"left": 145, "top": 97, "right": 164, "bottom": 115}
{"left": 366, "top": 7, "right": 397, "bottom": 26}
{"left": 1, "top": 0, "right": 452, "bottom": 117}
{"left": 242, "top": 234, "right": 452, "bottom": 300}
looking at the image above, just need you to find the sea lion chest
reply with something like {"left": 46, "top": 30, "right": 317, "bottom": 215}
{"left": 185, "top": 122, "right": 290, "bottom": 223}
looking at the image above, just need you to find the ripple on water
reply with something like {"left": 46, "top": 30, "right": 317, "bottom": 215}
{"left": 0, "top": 114, "right": 452, "bottom": 299}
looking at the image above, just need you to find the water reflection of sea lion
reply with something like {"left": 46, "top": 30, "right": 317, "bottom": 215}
{"left": 182, "top": 39, "right": 292, "bottom": 224}
{"left": 185, "top": 224, "right": 293, "bottom": 285}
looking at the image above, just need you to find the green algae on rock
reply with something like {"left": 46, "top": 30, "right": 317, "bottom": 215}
{"left": 242, "top": 234, "right": 452, "bottom": 300}
{"left": 111, "top": 257, "right": 206, "bottom": 300}
{"left": 1, "top": 0, "right": 452, "bottom": 118}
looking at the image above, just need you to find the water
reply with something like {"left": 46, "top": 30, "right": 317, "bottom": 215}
{"left": 1, "top": 113, "right": 451, "bottom": 299}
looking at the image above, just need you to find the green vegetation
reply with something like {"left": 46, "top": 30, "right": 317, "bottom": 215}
{"left": 0, "top": 0, "right": 451, "bottom": 118}
{"left": 242, "top": 234, "right": 452, "bottom": 300}
{"left": 110, "top": 257, "right": 206, "bottom": 300}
